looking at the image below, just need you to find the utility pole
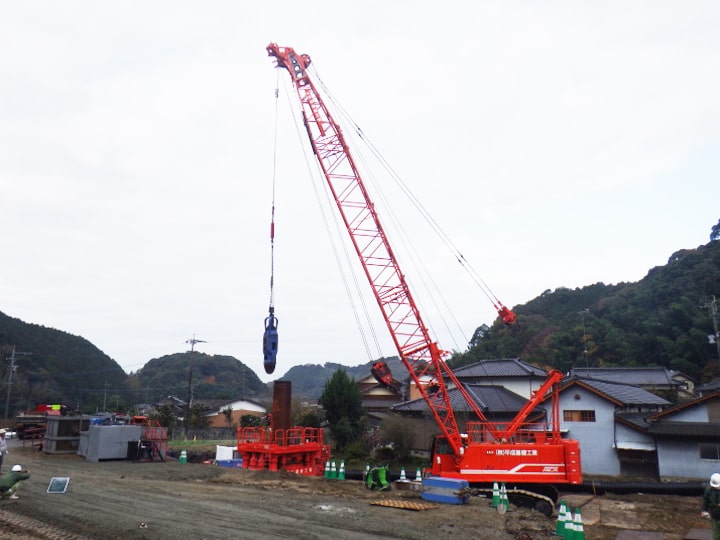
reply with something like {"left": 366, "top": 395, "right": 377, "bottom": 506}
{"left": 4, "top": 346, "right": 32, "bottom": 420}
{"left": 578, "top": 309, "right": 590, "bottom": 369}
{"left": 701, "top": 296, "right": 720, "bottom": 370}
{"left": 184, "top": 335, "right": 206, "bottom": 433}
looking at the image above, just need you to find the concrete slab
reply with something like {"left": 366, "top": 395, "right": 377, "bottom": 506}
{"left": 559, "top": 494, "right": 600, "bottom": 525}
{"left": 683, "top": 528, "right": 712, "bottom": 540}
{"left": 562, "top": 494, "right": 596, "bottom": 508}
{"left": 615, "top": 531, "right": 664, "bottom": 540}
{"left": 600, "top": 499, "right": 641, "bottom": 530}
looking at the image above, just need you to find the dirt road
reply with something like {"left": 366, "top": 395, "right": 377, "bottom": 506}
{"left": 0, "top": 441, "right": 711, "bottom": 539}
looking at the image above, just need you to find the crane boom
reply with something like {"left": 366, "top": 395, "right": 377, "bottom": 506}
{"left": 268, "top": 45, "right": 581, "bottom": 495}
{"left": 266, "top": 43, "right": 504, "bottom": 456}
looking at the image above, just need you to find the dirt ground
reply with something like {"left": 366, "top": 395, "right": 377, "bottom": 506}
{"left": 0, "top": 440, "right": 712, "bottom": 540}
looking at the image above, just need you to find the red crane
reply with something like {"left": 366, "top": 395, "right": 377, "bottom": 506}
{"left": 267, "top": 43, "right": 581, "bottom": 508}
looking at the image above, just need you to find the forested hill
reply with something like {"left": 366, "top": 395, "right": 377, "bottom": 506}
{"left": 279, "top": 357, "right": 405, "bottom": 400}
{"left": 0, "top": 311, "right": 126, "bottom": 411}
{"left": 2, "top": 235, "right": 719, "bottom": 408}
{"left": 131, "top": 352, "right": 270, "bottom": 404}
{"left": 452, "top": 238, "right": 720, "bottom": 382}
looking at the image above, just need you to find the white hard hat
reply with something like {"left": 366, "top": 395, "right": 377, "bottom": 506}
{"left": 711, "top": 473, "right": 720, "bottom": 488}
{"left": 11, "top": 465, "right": 22, "bottom": 472}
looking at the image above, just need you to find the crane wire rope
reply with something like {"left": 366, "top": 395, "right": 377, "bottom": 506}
{"left": 261, "top": 70, "right": 281, "bottom": 375}
{"left": 313, "top": 71, "right": 508, "bottom": 319}
{"left": 278, "top": 75, "right": 385, "bottom": 363}
{"left": 311, "top": 68, "right": 492, "bottom": 352}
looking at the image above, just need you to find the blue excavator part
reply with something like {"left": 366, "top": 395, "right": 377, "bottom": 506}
{"left": 263, "top": 312, "right": 279, "bottom": 374}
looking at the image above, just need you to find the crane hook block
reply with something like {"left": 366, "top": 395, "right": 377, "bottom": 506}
{"left": 263, "top": 314, "right": 279, "bottom": 374}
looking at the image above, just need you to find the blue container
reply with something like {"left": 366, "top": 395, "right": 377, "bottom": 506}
{"left": 217, "top": 459, "right": 243, "bottom": 468}
{"left": 421, "top": 476, "right": 469, "bottom": 505}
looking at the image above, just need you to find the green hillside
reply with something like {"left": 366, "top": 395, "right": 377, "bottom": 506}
{"left": 452, "top": 239, "right": 720, "bottom": 382}
{"left": 279, "top": 357, "right": 404, "bottom": 400}
{"left": 2, "top": 232, "right": 719, "bottom": 410}
{"left": 131, "top": 352, "right": 270, "bottom": 404}
{"left": 0, "top": 311, "right": 126, "bottom": 414}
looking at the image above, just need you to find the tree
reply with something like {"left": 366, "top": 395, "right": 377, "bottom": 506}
{"left": 221, "top": 406, "right": 234, "bottom": 428}
{"left": 318, "top": 370, "right": 365, "bottom": 450}
{"left": 712, "top": 219, "right": 720, "bottom": 242}
{"left": 240, "top": 414, "right": 261, "bottom": 428}
{"left": 378, "top": 413, "right": 415, "bottom": 461}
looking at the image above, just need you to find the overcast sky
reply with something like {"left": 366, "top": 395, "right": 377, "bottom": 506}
{"left": 1, "top": 2, "right": 719, "bottom": 384}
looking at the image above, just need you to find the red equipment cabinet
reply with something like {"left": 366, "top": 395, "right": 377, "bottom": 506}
{"left": 267, "top": 43, "right": 581, "bottom": 503}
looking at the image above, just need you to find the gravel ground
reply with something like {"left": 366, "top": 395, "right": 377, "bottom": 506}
{"left": 0, "top": 440, "right": 711, "bottom": 540}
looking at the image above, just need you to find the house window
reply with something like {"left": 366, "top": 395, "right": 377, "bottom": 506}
{"left": 563, "top": 410, "right": 596, "bottom": 422}
{"left": 700, "top": 443, "right": 720, "bottom": 461}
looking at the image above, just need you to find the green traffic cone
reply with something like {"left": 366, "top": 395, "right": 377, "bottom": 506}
{"left": 555, "top": 500, "right": 567, "bottom": 536}
{"left": 338, "top": 460, "right": 345, "bottom": 480}
{"left": 490, "top": 481, "right": 500, "bottom": 507}
{"left": 323, "top": 460, "right": 331, "bottom": 479}
{"left": 500, "top": 483, "right": 510, "bottom": 512}
{"left": 563, "top": 505, "right": 574, "bottom": 540}
{"left": 572, "top": 508, "right": 585, "bottom": 540}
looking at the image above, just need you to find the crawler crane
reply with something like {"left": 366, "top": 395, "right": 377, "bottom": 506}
{"left": 267, "top": 43, "right": 581, "bottom": 512}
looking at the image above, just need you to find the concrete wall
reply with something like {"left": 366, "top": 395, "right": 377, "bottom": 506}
{"left": 559, "top": 388, "right": 620, "bottom": 476}
{"left": 656, "top": 439, "right": 715, "bottom": 481}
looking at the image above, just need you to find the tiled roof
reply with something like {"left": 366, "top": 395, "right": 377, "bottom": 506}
{"left": 647, "top": 421, "right": 720, "bottom": 437}
{"left": 696, "top": 377, "right": 720, "bottom": 392}
{"left": 566, "top": 378, "right": 670, "bottom": 406}
{"left": 615, "top": 412, "right": 652, "bottom": 430}
{"left": 392, "top": 384, "right": 531, "bottom": 414}
{"left": 646, "top": 391, "right": 720, "bottom": 421}
{"left": 569, "top": 367, "right": 677, "bottom": 387}
{"left": 453, "top": 359, "right": 547, "bottom": 378}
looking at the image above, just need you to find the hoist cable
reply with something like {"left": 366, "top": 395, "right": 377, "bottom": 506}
{"left": 262, "top": 72, "right": 281, "bottom": 375}
{"left": 314, "top": 72, "right": 506, "bottom": 313}
{"left": 280, "top": 75, "right": 384, "bottom": 362}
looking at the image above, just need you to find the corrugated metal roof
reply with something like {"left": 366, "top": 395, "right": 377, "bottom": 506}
{"left": 570, "top": 367, "right": 677, "bottom": 387}
{"left": 453, "top": 359, "right": 547, "bottom": 378}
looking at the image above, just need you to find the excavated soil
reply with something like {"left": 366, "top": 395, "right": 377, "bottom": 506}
{"left": 0, "top": 441, "right": 711, "bottom": 539}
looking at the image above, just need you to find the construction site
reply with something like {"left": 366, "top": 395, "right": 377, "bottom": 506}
{"left": 0, "top": 436, "right": 710, "bottom": 540}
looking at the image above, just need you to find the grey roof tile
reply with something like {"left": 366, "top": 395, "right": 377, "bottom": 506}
{"left": 572, "top": 378, "right": 670, "bottom": 405}
{"left": 569, "top": 367, "right": 676, "bottom": 386}
{"left": 453, "top": 359, "right": 547, "bottom": 378}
